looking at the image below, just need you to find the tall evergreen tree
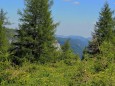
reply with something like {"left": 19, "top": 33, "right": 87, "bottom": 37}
{"left": 87, "top": 2, "right": 114, "bottom": 54}
{"left": 61, "top": 39, "right": 71, "bottom": 52}
{"left": 12, "top": 0, "right": 58, "bottom": 63}
{"left": 0, "top": 9, "right": 9, "bottom": 54}
{"left": 95, "top": 2, "right": 114, "bottom": 43}
{"left": 61, "top": 39, "right": 75, "bottom": 60}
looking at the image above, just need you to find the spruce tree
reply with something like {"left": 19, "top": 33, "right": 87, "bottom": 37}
{"left": 61, "top": 40, "right": 75, "bottom": 60}
{"left": 62, "top": 39, "right": 71, "bottom": 52}
{"left": 0, "top": 9, "right": 9, "bottom": 54}
{"left": 12, "top": 0, "right": 58, "bottom": 63}
{"left": 87, "top": 2, "right": 114, "bottom": 54}
{"left": 95, "top": 2, "right": 114, "bottom": 43}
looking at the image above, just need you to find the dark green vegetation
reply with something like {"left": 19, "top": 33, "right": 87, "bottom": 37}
{"left": 0, "top": 9, "right": 9, "bottom": 61}
{"left": 11, "top": 0, "right": 59, "bottom": 65}
{"left": 0, "top": 0, "right": 115, "bottom": 85}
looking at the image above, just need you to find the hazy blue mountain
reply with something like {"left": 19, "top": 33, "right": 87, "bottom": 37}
{"left": 56, "top": 35, "right": 90, "bottom": 58}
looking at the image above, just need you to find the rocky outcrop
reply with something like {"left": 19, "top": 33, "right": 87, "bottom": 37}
{"left": 53, "top": 40, "right": 61, "bottom": 51}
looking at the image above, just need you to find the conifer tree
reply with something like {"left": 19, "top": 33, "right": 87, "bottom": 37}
{"left": 62, "top": 39, "right": 71, "bottom": 52}
{"left": 12, "top": 0, "right": 58, "bottom": 63}
{"left": 95, "top": 2, "right": 114, "bottom": 43}
{"left": 87, "top": 2, "right": 114, "bottom": 54}
{"left": 61, "top": 40, "right": 75, "bottom": 60}
{"left": 0, "top": 9, "right": 9, "bottom": 54}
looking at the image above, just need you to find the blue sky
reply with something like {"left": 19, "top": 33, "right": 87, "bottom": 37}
{"left": 0, "top": 0, "right": 115, "bottom": 37}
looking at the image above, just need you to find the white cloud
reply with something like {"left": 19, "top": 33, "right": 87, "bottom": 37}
{"left": 74, "top": 1, "right": 80, "bottom": 5}
{"left": 63, "top": 0, "right": 80, "bottom": 6}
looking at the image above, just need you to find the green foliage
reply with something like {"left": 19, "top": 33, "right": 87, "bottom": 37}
{"left": 60, "top": 40, "right": 77, "bottom": 61}
{"left": 11, "top": 0, "right": 58, "bottom": 64}
{"left": 61, "top": 39, "right": 71, "bottom": 52}
{"left": 0, "top": 9, "right": 10, "bottom": 25}
{"left": 86, "top": 2, "right": 115, "bottom": 54}
{"left": 0, "top": 60, "right": 79, "bottom": 86}
{"left": 0, "top": 9, "right": 9, "bottom": 62}
{"left": 95, "top": 2, "right": 114, "bottom": 43}
{"left": 38, "top": 50, "right": 62, "bottom": 64}
{"left": 0, "top": 11, "right": 9, "bottom": 53}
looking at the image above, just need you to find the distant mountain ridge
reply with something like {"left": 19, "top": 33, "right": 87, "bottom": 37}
{"left": 56, "top": 35, "right": 90, "bottom": 58}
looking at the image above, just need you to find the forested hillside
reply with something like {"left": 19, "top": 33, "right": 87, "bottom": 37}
{"left": 0, "top": 0, "right": 115, "bottom": 86}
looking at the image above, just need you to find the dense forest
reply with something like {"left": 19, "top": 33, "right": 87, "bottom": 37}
{"left": 0, "top": 0, "right": 115, "bottom": 85}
